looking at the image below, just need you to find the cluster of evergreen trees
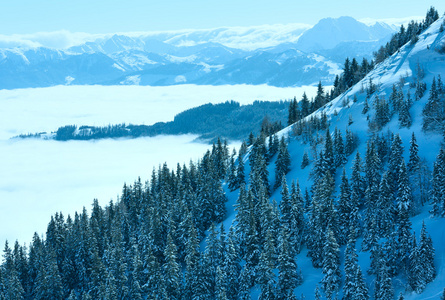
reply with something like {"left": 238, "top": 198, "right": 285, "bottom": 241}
{"left": 0, "top": 138, "right": 232, "bottom": 299}
{"left": 287, "top": 7, "right": 441, "bottom": 131}
{"left": 2, "top": 109, "right": 442, "bottom": 299}
{"left": 21, "top": 101, "right": 287, "bottom": 142}
{"left": 374, "top": 7, "right": 440, "bottom": 64}
{"left": 288, "top": 59, "right": 372, "bottom": 127}
{"left": 422, "top": 75, "right": 445, "bottom": 132}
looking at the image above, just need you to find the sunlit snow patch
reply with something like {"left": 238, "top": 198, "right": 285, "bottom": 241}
{"left": 120, "top": 75, "right": 141, "bottom": 85}
{"left": 65, "top": 76, "right": 75, "bottom": 85}
{"left": 175, "top": 75, "right": 187, "bottom": 83}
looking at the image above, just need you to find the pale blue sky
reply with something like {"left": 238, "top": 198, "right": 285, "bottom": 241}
{"left": 1, "top": 0, "right": 444, "bottom": 34}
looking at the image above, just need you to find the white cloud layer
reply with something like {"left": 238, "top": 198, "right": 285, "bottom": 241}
{"left": 0, "top": 136, "right": 214, "bottom": 246}
{"left": 0, "top": 84, "right": 317, "bottom": 139}
{"left": 0, "top": 31, "right": 103, "bottom": 49}
{"left": 0, "top": 84, "right": 316, "bottom": 246}
{"left": 0, "top": 16, "right": 415, "bottom": 51}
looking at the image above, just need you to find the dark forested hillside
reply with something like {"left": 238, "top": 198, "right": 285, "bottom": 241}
{"left": 18, "top": 100, "right": 288, "bottom": 142}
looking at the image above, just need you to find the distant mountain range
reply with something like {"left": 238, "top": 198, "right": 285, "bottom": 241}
{"left": 0, "top": 16, "right": 397, "bottom": 89}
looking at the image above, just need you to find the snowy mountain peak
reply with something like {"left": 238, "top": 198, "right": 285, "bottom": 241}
{"left": 0, "top": 16, "right": 400, "bottom": 89}
{"left": 296, "top": 16, "right": 395, "bottom": 52}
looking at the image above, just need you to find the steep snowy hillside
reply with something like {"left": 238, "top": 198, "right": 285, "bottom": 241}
{"left": 238, "top": 13, "right": 445, "bottom": 299}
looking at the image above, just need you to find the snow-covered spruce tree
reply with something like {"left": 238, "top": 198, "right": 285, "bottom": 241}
{"left": 376, "top": 172, "right": 395, "bottom": 237}
{"left": 212, "top": 137, "right": 229, "bottom": 180}
{"left": 196, "top": 157, "right": 228, "bottom": 231}
{"left": 274, "top": 136, "right": 291, "bottom": 190}
{"left": 398, "top": 160, "right": 415, "bottom": 216}
{"left": 418, "top": 222, "right": 436, "bottom": 287}
{"left": 128, "top": 274, "right": 143, "bottom": 300}
{"left": 267, "top": 134, "right": 279, "bottom": 162}
{"left": 409, "top": 221, "right": 436, "bottom": 293}
{"left": 362, "top": 98, "right": 370, "bottom": 114}
{"left": 362, "top": 216, "right": 379, "bottom": 252}
{"left": 407, "top": 132, "right": 420, "bottom": 175}
{"left": 301, "top": 151, "right": 310, "bottom": 169}
{"left": 250, "top": 148, "right": 270, "bottom": 198}
{"left": 333, "top": 128, "right": 347, "bottom": 168}
{"left": 236, "top": 150, "right": 246, "bottom": 188}
{"left": 350, "top": 151, "right": 364, "bottom": 209}
{"left": 345, "top": 129, "right": 358, "bottom": 156}
{"left": 307, "top": 172, "right": 337, "bottom": 267}
{"left": 277, "top": 229, "right": 302, "bottom": 299}
{"left": 234, "top": 185, "right": 251, "bottom": 254}
{"left": 364, "top": 139, "right": 382, "bottom": 207}
{"left": 3, "top": 269, "right": 25, "bottom": 300}
{"left": 227, "top": 149, "right": 238, "bottom": 191}
{"left": 256, "top": 229, "right": 276, "bottom": 292}
{"left": 389, "top": 83, "right": 403, "bottom": 114}
{"left": 343, "top": 228, "right": 369, "bottom": 300}
{"left": 257, "top": 185, "right": 280, "bottom": 245}
{"left": 362, "top": 140, "right": 382, "bottom": 251}
{"left": 408, "top": 233, "right": 422, "bottom": 292}
{"left": 184, "top": 221, "right": 200, "bottom": 299}
{"left": 224, "top": 227, "right": 241, "bottom": 300}
{"left": 249, "top": 135, "right": 267, "bottom": 170}
{"left": 280, "top": 178, "right": 293, "bottom": 243}
{"left": 324, "top": 128, "right": 335, "bottom": 175}
{"left": 290, "top": 180, "right": 306, "bottom": 253}
{"left": 288, "top": 97, "right": 300, "bottom": 126}
{"left": 415, "top": 76, "right": 427, "bottom": 101}
{"left": 321, "top": 228, "right": 341, "bottom": 300}
{"left": 215, "top": 267, "right": 228, "bottom": 300}
{"left": 423, "top": 76, "right": 445, "bottom": 131}
{"left": 143, "top": 241, "right": 162, "bottom": 298}
{"left": 33, "top": 246, "right": 63, "bottom": 300}
{"left": 337, "top": 169, "right": 353, "bottom": 245}
{"left": 373, "top": 94, "right": 391, "bottom": 130}
{"left": 314, "top": 285, "right": 322, "bottom": 300}
{"left": 374, "top": 258, "right": 394, "bottom": 300}
{"left": 242, "top": 209, "right": 261, "bottom": 288}
{"left": 311, "top": 150, "right": 327, "bottom": 183}
{"left": 163, "top": 233, "right": 181, "bottom": 300}
{"left": 396, "top": 175, "right": 413, "bottom": 276}
{"left": 430, "top": 148, "right": 445, "bottom": 216}
{"left": 313, "top": 81, "right": 327, "bottom": 111}
{"left": 202, "top": 224, "right": 221, "bottom": 297}
{"left": 355, "top": 267, "right": 370, "bottom": 300}
{"left": 388, "top": 134, "right": 404, "bottom": 194}
{"left": 384, "top": 231, "right": 399, "bottom": 277}
{"left": 398, "top": 95, "right": 412, "bottom": 128}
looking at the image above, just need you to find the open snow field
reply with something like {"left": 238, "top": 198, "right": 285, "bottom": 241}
{"left": 0, "top": 84, "right": 314, "bottom": 246}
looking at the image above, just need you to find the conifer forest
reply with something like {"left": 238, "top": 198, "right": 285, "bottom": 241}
{"left": 2, "top": 6, "right": 445, "bottom": 300}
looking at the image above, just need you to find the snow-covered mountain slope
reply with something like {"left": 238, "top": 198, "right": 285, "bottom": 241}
{"left": 295, "top": 16, "right": 394, "bottom": 52}
{"left": 138, "top": 23, "right": 311, "bottom": 51}
{"left": 0, "top": 17, "right": 396, "bottom": 89}
{"left": 226, "top": 14, "right": 445, "bottom": 299}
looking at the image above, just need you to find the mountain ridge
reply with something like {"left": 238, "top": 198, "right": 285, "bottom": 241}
{"left": 0, "top": 16, "right": 396, "bottom": 89}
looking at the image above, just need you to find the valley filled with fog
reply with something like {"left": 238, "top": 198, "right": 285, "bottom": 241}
{"left": 0, "top": 84, "right": 312, "bottom": 245}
